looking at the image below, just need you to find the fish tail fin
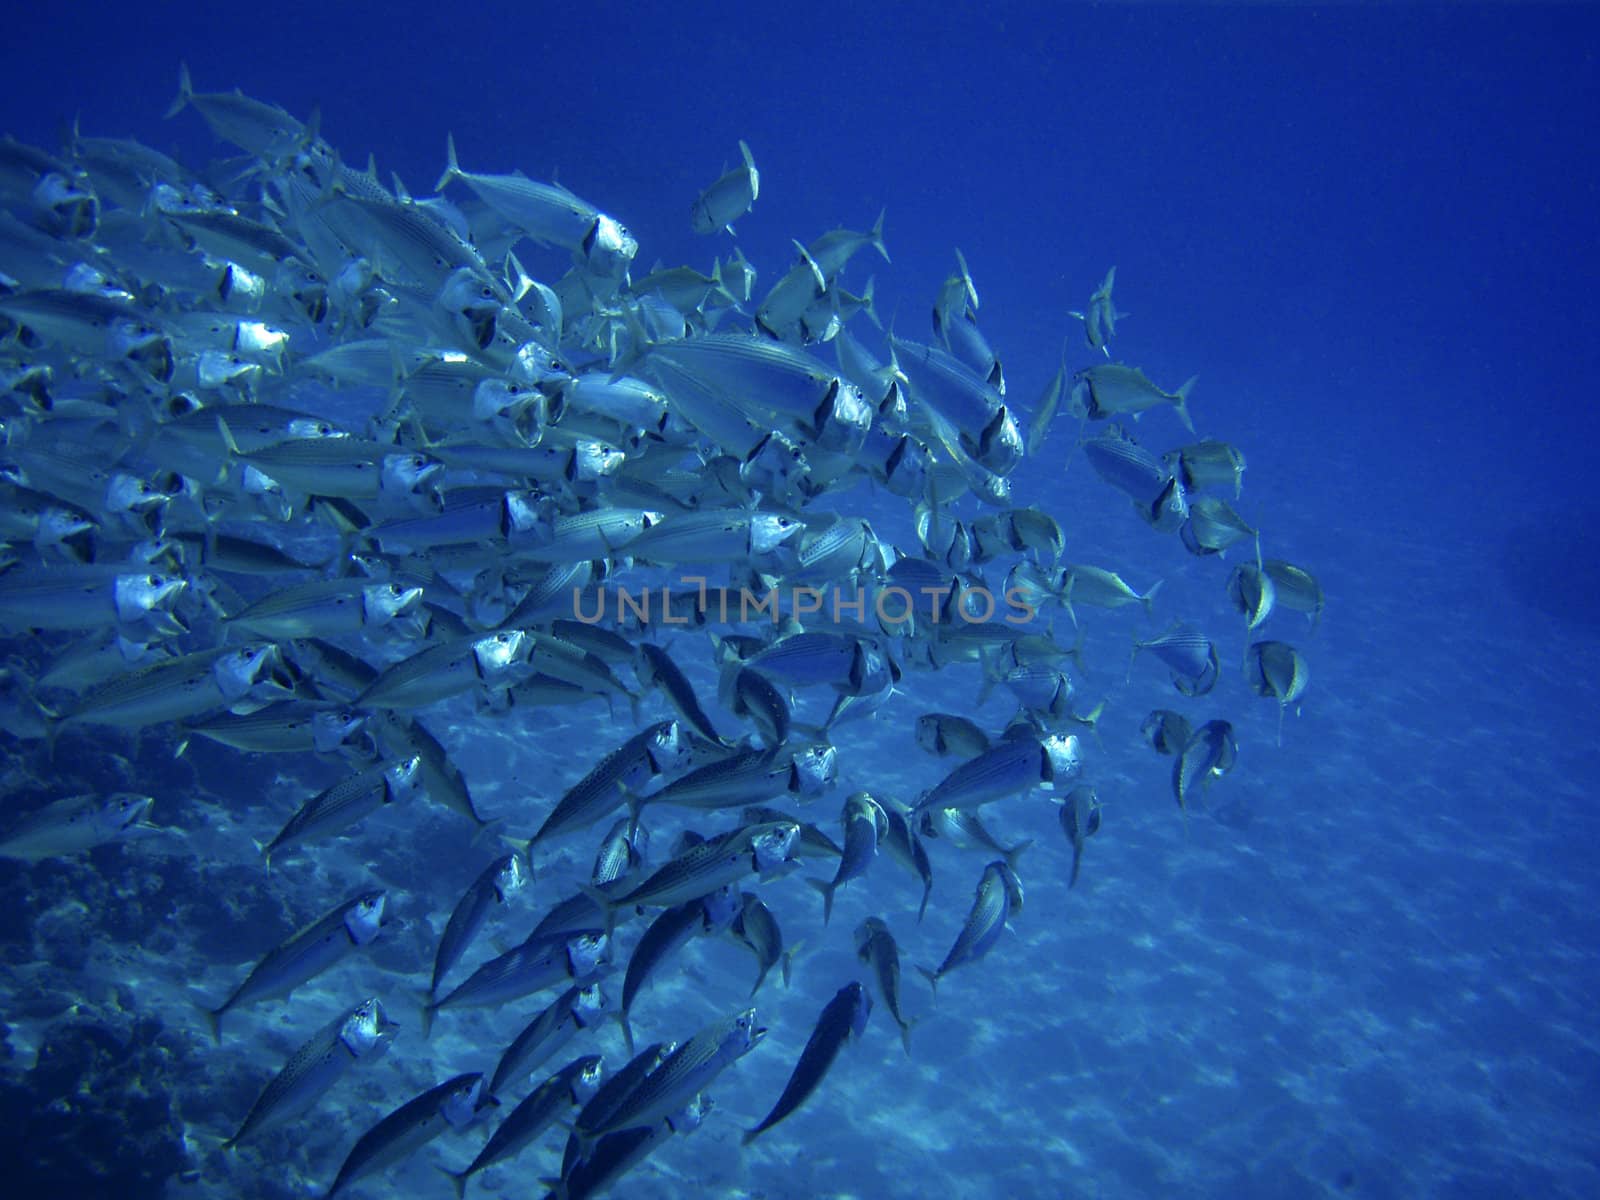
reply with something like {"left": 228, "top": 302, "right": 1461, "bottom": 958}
{"left": 213, "top": 413, "right": 241, "bottom": 483}
{"left": 707, "top": 256, "right": 728, "bottom": 307}
{"left": 467, "top": 816, "right": 506, "bottom": 849}
{"left": 165, "top": 62, "right": 193, "bottom": 120}
{"left": 436, "top": 132, "right": 463, "bottom": 194}
{"left": 917, "top": 885, "right": 931, "bottom": 924}
{"left": 616, "top": 780, "right": 648, "bottom": 842}
{"left": 869, "top": 207, "right": 890, "bottom": 264}
{"left": 575, "top": 883, "right": 619, "bottom": 938}
{"left": 1140, "top": 579, "right": 1164, "bottom": 619}
{"left": 41, "top": 714, "right": 63, "bottom": 763}
{"left": 805, "top": 877, "right": 836, "bottom": 926}
{"left": 251, "top": 837, "right": 274, "bottom": 873}
{"left": 196, "top": 1000, "right": 224, "bottom": 1044}
{"left": 780, "top": 938, "right": 805, "bottom": 989}
{"left": 438, "top": 1165, "right": 470, "bottom": 1200}
{"left": 617, "top": 1010, "right": 636, "bottom": 1058}
{"left": 1070, "top": 845, "right": 1084, "bottom": 889}
{"left": 1076, "top": 700, "right": 1107, "bottom": 753}
{"left": 857, "top": 275, "right": 881, "bottom": 330}
{"left": 1172, "top": 375, "right": 1199, "bottom": 434}
{"left": 741, "top": 1127, "right": 763, "bottom": 1148}
{"left": 915, "top": 964, "right": 940, "bottom": 1000}
{"left": 1003, "top": 838, "right": 1033, "bottom": 871}
{"left": 899, "top": 1016, "right": 917, "bottom": 1057}
{"left": 420, "top": 994, "right": 438, "bottom": 1040}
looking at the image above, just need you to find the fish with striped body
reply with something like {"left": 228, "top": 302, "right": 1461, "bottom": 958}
{"left": 743, "top": 981, "right": 870, "bottom": 1144}
{"left": 222, "top": 998, "right": 398, "bottom": 1149}
{"left": 325, "top": 1072, "right": 494, "bottom": 1198}
{"left": 200, "top": 890, "right": 387, "bottom": 1042}
{"left": 918, "top": 860, "right": 1023, "bottom": 993}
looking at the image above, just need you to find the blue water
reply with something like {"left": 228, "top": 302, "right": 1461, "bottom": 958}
{"left": 2, "top": 3, "right": 1598, "bottom": 1198}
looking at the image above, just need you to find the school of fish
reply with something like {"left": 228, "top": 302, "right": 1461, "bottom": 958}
{"left": 0, "top": 67, "right": 1324, "bottom": 1198}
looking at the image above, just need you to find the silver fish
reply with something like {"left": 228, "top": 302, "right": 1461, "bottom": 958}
{"left": 619, "top": 900, "right": 714, "bottom": 1055}
{"left": 448, "top": 1054, "right": 604, "bottom": 1196}
{"left": 489, "top": 983, "right": 608, "bottom": 1101}
{"left": 424, "top": 930, "right": 609, "bottom": 1036}
{"left": 919, "top": 860, "right": 1022, "bottom": 992}
{"left": 1070, "top": 363, "right": 1197, "bottom": 433}
{"left": 180, "top": 702, "right": 367, "bottom": 756}
{"left": 690, "top": 140, "right": 759, "bottom": 235}
{"left": 0, "top": 792, "right": 153, "bottom": 861}
{"left": 1058, "top": 784, "right": 1102, "bottom": 888}
{"left": 431, "top": 852, "right": 530, "bottom": 997}
{"left": 0, "top": 568, "right": 185, "bottom": 635}
{"left": 727, "top": 892, "right": 788, "bottom": 996}
{"left": 224, "top": 577, "right": 422, "bottom": 639}
{"left": 856, "top": 916, "right": 915, "bottom": 1055}
{"left": 1246, "top": 640, "right": 1310, "bottom": 744}
{"left": 527, "top": 720, "right": 687, "bottom": 849}
{"left": 1060, "top": 564, "right": 1163, "bottom": 625}
{"left": 919, "top": 805, "right": 1031, "bottom": 870}
{"left": 1129, "top": 623, "right": 1220, "bottom": 696}
{"left": 166, "top": 64, "right": 312, "bottom": 159}
{"left": 1226, "top": 562, "right": 1277, "bottom": 631}
{"left": 201, "top": 890, "right": 386, "bottom": 1041}
{"left": 1140, "top": 709, "right": 1193, "bottom": 756}
{"left": 635, "top": 642, "right": 726, "bottom": 745}
{"left": 591, "top": 815, "right": 647, "bottom": 887}
{"left": 1165, "top": 439, "right": 1246, "bottom": 498}
{"left": 879, "top": 800, "right": 934, "bottom": 922}
{"left": 807, "top": 209, "right": 889, "bottom": 280}
{"left": 1173, "top": 719, "right": 1239, "bottom": 814}
{"left": 1263, "top": 558, "right": 1325, "bottom": 631}
{"left": 810, "top": 791, "right": 887, "bottom": 925}
{"left": 743, "top": 981, "right": 870, "bottom": 1144}
{"left": 578, "top": 1008, "right": 764, "bottom": 1143}
{"left": 325, "top": 1072, "right": 494, "bottom": 1198}
{"left": 223, "top": 998, "right": 398, "bottom": 1149}
{"left": 587, "top": 820, "right": 800, "bottom": 922}
{"left": 46, "top": 641, "right": 282, "bottom": 744}
{"left": 916, "top": 732, "right": 1081, "bottom": 814}
{"left": 915, "top": 712, "right": 990, "bottom": 759}
{"left": 437, "top": 134, "right": 636, "bottom": 277}
{"left": 262, "top": 756, "right": 423, "bottom": 865}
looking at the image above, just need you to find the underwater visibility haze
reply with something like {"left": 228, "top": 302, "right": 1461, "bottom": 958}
{"left": 0, "top": 4, "right": 1596, "bottom": 1199}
